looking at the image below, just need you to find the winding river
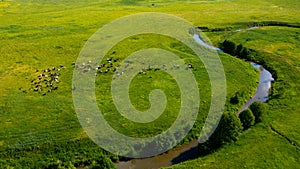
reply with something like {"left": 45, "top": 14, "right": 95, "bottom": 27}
{"left": 115, "top": 34, "right": 274, "bottom": 169}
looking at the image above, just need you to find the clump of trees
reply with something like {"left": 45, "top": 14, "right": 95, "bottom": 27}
{"left": 198, "top": 112, "right": 242, "bottom": 156}
{"left": 221, "top": 40, "right": 279, "bottom": 81}
{"left": 222, "top": 40, "right": 253, "bottom": 60}
{"left": 198, "top": 102, "right": 268, "bottom": 155}
{"left": 239, "top": 102, "right": 268, "bottom": 130}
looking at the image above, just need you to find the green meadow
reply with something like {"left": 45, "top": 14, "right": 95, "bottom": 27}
{"left": 0, "top": 0, "right": 299, "bottom": 168}
{"left": 169, "top": 14, "right": 300, "bottom": 169}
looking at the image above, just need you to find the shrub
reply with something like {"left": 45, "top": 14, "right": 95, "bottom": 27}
{"left": 236, "top": 44, "right": 244, "bottom": 56}
{"left": 230, "top": 93, "right": 240, "bottom": 104}
{"left": 222, "top": 40, "right": 237, "bottom": 55}
{"left": 198, "top": 112, "right": 242, "bottom": 156}
{"left": 249, "top": 102, "right": 268, "bottom": 123}
{"left": 239, "top": 109, "right": 255, "bottom": 130}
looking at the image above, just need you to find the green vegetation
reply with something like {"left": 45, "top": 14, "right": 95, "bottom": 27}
{"left": 0, "top": 0, "right": 299, "bottom": 168}
{"left": 250, "top": 102, "right": 268, "bottom": 123}
{"left": 198, "top": 112, "right": 242, "bottom": 156}
{"left": 0, "top": 138, "right": 118, "bottom": 168}
{"left": 169, "top": 19, "right": 300, "bottom": 169}
{"left": 239, "top": 109, "right": 255, "bottom": 130}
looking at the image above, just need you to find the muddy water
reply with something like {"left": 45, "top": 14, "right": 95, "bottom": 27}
{"left": 115, "top": 140, "right": 198, "bottom": 169}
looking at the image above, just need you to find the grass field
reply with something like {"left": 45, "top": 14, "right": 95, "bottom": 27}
{"left": 0, "top": 0, "right": 299, "bottom": 168}
{"left": 168, "top": 20, "right": 300, "bottom": 169}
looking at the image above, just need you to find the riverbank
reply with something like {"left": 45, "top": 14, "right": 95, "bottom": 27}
{"left": 168, "top": 25, "right": 300, "bottom": 169}
{"left": 115, "top": 34, "right": 270, "bottom": 169}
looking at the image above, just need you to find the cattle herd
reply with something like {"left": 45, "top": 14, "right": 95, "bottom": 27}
{"left": 20, "top": 65, "right": 65, "bottom": 95}
{"left": 20, "top": 55, "right": 194, "bottom": 95}
{"left": 74, "top": 56, "right": 194, "bottom": 78}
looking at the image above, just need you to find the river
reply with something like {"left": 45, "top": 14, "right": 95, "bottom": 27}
{"left": 115, "top": 34, "right": 274, "bottom": 169}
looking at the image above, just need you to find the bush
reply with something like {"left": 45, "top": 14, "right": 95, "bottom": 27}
{"left": 88, "top": 157, "right": 116, "bottom": 169}
{"left": 236, "top": 44, "right": 244, "bottom": 56}
{"left": 222, "top": 40, "right": 237, "bottom": 55}
{"left": 215, "top": 112, "right": 243, "bottom": 143}
{"left": 249, "top": 102, "right": 268, "bottom": 123}
{"left": 198, "top": 112, "right": 242, "bottom": 156}
{"left": 230, "top": 92, "right": 240, "bottom": 104}
{"left": 239, "top": 109, "right": 255, "bottom": 130}
{"left": 241, "top": 47, "right": 251, "bottom": 60}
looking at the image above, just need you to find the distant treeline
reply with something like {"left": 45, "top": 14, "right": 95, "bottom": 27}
{"left": 198, "top": 21, "right": 300, "bottom": 32}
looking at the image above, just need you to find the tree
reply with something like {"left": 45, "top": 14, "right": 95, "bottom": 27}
{"left": 239, "top": 109, "right": 255, "bottom": 130}
{"left": 222, "top": 40, "right": 237, "bottom": 56}
{"left": 230, "top": 92, "right": 240, "bottom": 104}
{"left": 236, "top": 44, "right": 244, "bottom": 56}
{"left": 249, "top": 102, "right": 268, "bottom": 123}
{"left": 198, "top": 112, "right": 242, "bottom": 156}
{"left": 241, "top": 47, "right": 251, "bottom": 60}
{"left": 213, "top": 112, "right": 242, "bottom": 144}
